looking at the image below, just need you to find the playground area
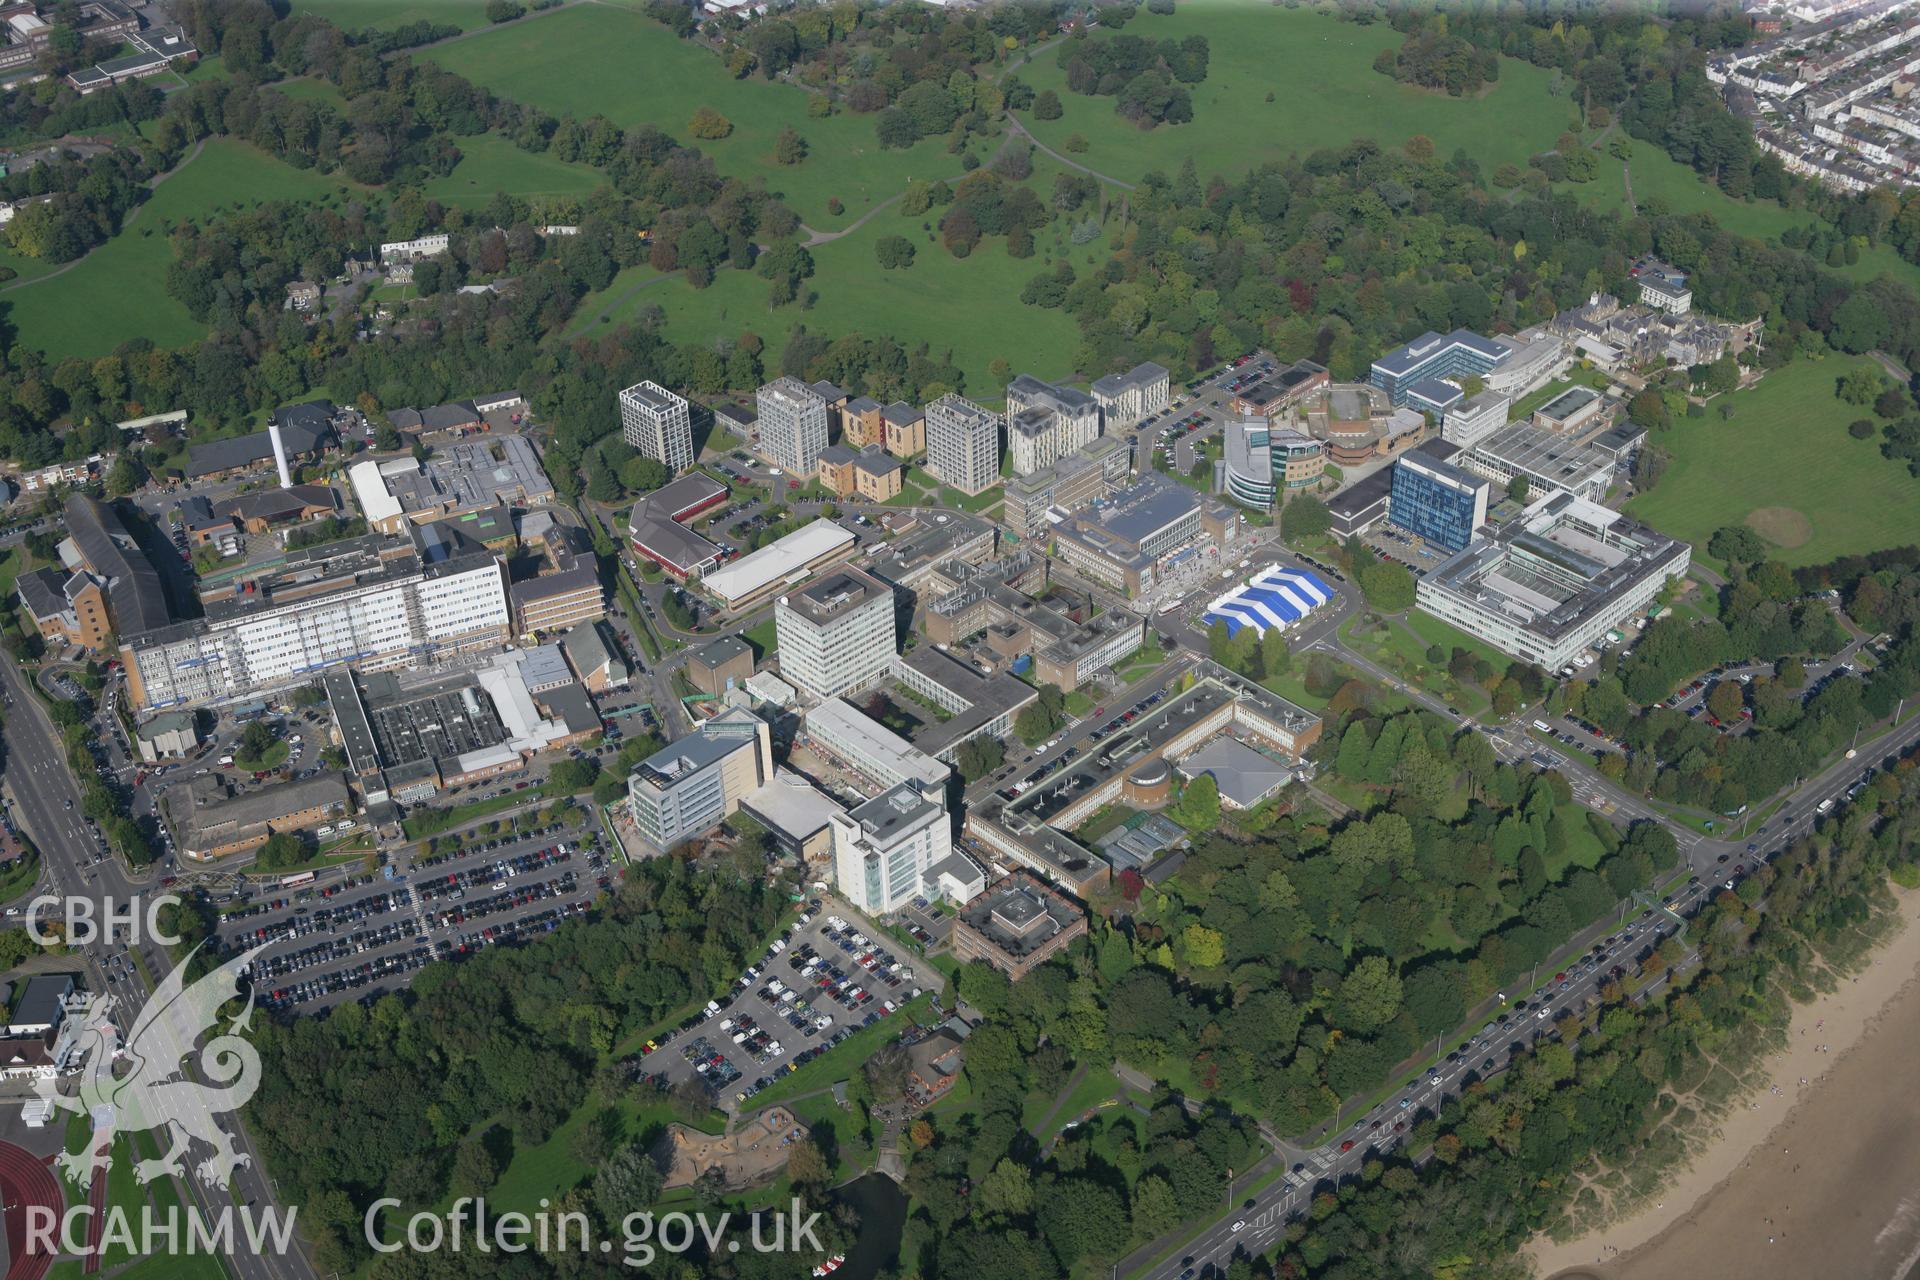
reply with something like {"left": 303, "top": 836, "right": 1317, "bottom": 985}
{"left": 657, "top": 1106, "right": 809, "bottom": 1191}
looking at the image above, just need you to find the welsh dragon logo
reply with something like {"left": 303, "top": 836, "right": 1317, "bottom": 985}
{"left": 35, "top": 942, "right": 271, "bottom": 1192}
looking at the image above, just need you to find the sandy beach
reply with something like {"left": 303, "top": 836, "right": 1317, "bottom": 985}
{"left": 1530, "top": 886, "right": 1920, "bottom": 1280}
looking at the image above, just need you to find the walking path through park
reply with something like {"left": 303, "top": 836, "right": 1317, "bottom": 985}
{"left": 1003, "top": 113, "right": 1137, "bottom": 191}
{"left": 1027, "top": 1064, "right": 1090, "bottom": 1141}
{"left": 0, "top": 137, "right": 205, "bottom": 296}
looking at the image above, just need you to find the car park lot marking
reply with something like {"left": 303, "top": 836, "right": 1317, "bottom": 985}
{"left": 628, "top": 900, "right": 923, "bottom": 1108}
{"left": 213, "top": 824, "right": 611, "bottom": 1014}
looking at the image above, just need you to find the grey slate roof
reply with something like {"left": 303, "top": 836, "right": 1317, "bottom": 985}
{"left": 66, "top": 495, "right": 168, "bottom": 635}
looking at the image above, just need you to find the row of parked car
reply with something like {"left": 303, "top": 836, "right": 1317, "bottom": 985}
{"left": 435, "top": 871, "right": 578, "bottom": 930}
{"left": 248, "top": 918, "right": 417, "bottom": 979}
{"left": 262, "top": 945, "right": 434, "bottom": 1009}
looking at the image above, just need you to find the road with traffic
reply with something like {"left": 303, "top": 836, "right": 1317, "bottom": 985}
{"left": 0, "top": 655, "right": 315, "bottom": 1280}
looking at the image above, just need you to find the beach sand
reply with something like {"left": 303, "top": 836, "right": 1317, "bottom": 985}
{"left": 1531, "top": 886, "right": 1920, "bottom": 1280}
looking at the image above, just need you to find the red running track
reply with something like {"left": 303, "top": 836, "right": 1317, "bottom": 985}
{"left": 0, "top": 1140, "right": 63, "bottom": 1280}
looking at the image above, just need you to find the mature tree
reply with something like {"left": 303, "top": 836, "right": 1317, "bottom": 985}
{"left": 874, "top": 235, "right": 917, "bottom": 269}
{"left": 1336, "top": 956, "right": 1403, "bottom": 1031}
{"left": 687, "top": 107, "right": 733, "bottom": 139}
{"left": 1281, "top": 492, "right": 1330, "bottom": 541}
{"left": 772, "top": 126, "right": 808, "bottom": 165}
{"left": 1169, "top": 773, "right": 1219, "bottom": 830}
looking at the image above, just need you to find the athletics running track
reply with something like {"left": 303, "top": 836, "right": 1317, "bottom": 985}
{"left": 0, "top": 1140, "right": 64, "bottom": 1280}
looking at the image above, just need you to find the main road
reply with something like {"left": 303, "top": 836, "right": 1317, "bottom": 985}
{"left": 1123, "top": 630, "right": 1920, "bottom": 1280}
{"left": 0, "top": 656, "right": 314, "bottom": 1280}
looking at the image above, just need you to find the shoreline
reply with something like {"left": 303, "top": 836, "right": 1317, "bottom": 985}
{"left": 1528, "top": 884, "right": 1920, "bottom": 1279}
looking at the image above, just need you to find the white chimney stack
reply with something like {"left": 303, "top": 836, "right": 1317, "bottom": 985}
{"left": 267, "top": 421, "right": 293, "bottom": 488}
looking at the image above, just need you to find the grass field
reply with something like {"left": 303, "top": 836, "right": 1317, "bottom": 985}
{"left": 1564, "top": 143, "right": 1920, "bottom": 293}
{"left": 425, "top": 3, "right": 973, "bottom": 228}
{"left": 1, "top": 139, "right": 359, "bottom": 360}
{"left": 268, "top": 77, "right": 347, "bottom": 109}
{"left": 422, "top": 132, "right": 606, "bottom": 208}
{"left": 1013, "top": 7, "right": 1573, "bottom": 188}
{"left": 289, "top": 0, "right": 492, "bottom": 32}
{"left": 581, "top": 211, "right": 1081, "bottom": 397}
{"left": 1625, "top": 357, "right": 1920, "bottom": 569}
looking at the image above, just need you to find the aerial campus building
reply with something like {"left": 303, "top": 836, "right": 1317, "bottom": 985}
{"left": 617, "top": 380, "right": 694, "bottom": 473}
{"left": 1220, "top": 417, "right": 1325, "bottom": 510}
{"left": 1370, "top": 329, "right": 1510, "bottom": 412}
{"left": 701, "top": 520, "right": 858, "bottom": 611}
{"left": 1005, "top": 374, "right": 1101, "bottom": 477}
{"left": 1414, "top": 492, "right": 1691, "bottom": 670}
{"left": 1388, "top": 450, "right": 1490, "bottom": 553}
{"left": 755, "top": 377, "right": 831, "bottom": 476}
{"left": 1201, "top": 565, "right": 1337, "bottom": 636}
{"left": 626, "top": 473, "right": 730, "bottom": 580}
{"left": 830, "top": 783, "right": 982, "bottom": 915}
{"left": 967, "top": 661, "right": 1323, "bottom": 897}
{"left": 924, "top": 394, "right": 1003, "bottom": 496}
{"left": 773, "top": 567, "right": 898, "bottom": 702}
{"left": 122, "top": 523, "right": 510, "bottom": 713}
{"left": 1089, "top": 362, "right": 1171, "bottom": 430}
{"left": 626, "top": 707, "right": 775, "bottom": 854}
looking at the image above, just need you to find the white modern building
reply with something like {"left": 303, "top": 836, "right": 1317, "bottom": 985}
{"left": 831, "top": 783, "right": 953, "bottom": 914}
{"left": 924, "top": 393, "right": 1002, "bottom": 496}
{"left": 1090, "top": 362, "right": 1171, "bottom": 430}
{"left": 618, "top": 380, "right": 693, "bottom": 472}
{"left": 773, "top": 567, "right": 897, "bottom": 702}
{"left": 701, "top": 520, "right": 856, "bottom": 611}
{"left": 378, "top": 234, "right": 450, "bottom": 262}
{"left": 627, "top": 707, "right": 774, "bottom": 854}
{"left": 1631, "top": 257, "right": 1693, "bottom": 316}
{"left": 755, "top": 377, "right": 830, "bottom": 476}
{"left": 801, "top": 697, "right": 951, "bottom": 801}
{"left": 1441, "top": 390, "right": 1511, "bottom": 450}
{"left": 1414, "top": 492, "right": 1691, "bottom": 670}
{"left": 1005, "top": 374, "right": 1101, "bottom": 477}
{"left": 122, "top": 526, "right": 509, "bottom": 711}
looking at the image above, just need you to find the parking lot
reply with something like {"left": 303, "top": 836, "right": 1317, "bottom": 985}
{"left": 214, "top": 821, "right": 612, "bottom": 1014}
{"left": 628, "top": 901, "right": 924, "bottom": 1110}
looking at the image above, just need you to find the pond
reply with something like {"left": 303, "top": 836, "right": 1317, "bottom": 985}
{"left": 830, "top": 1172, "right": 905, "bottom": 1280}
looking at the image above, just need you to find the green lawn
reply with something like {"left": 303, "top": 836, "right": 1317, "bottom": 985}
{"left": 1562, "top": 141, "right": 1920, "bottom": 293}
{"left": 571, "top": 188, "right": 1080, "bottom": 395}
{"left": 0, "top": 851, "right": 39, "bottom": 902}
{"left": 1034, "top": 1065, "right": 1124, "bottom": 1145}
{"left": 0, "top": 545, "right": 29, "bottom": 599}
{"left": 291, "top": 0, "right": 493, "bottom": 32}
{"left": 268, "top": 77, "right": 347, "bottom": 109}
{"left": 1508, "top": 365, "right": 1613, "bottom": 421}
{"left": 1625, "top": 357, "right": 1920, "bottom": 569}
{"left": 1015, "top": 7, "right": 1574, "bottom": 189}
{"left": 426, "top": 3, "right": 974, "bottom": 228}
{"left": 1, "top": 139, "right": 360, "bottom": 360}
{"left": 1113, "top": 640, "right": 1169, "bottom": 685}
{"left": 480, "top": 1094, "right": 720, "bottom": 1219}
{"left": 565, "top": 263, "right": 665, "bottom": 335}
{"left": 233, "top": 740, "right": 289, "bottom": 773}
{"left": 742, "top": 617, "right": 779, "bottom": 661}
{"left": 401, "top": 789, "right": 524, "bottom": 839}
{"left": 1341, "top": 614, "right": 1497, "bottom": 716}
{"left": 423, "top": 132, "right": 606, "bottom": 208}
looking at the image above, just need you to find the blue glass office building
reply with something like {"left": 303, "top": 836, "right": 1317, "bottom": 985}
{"left": 1388, "top": 453, "right": 1489, "bottom": 553}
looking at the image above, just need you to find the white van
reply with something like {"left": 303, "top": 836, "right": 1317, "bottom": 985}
{"left": 1532, "top": 720, "right": 1552, "bottom": 733}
